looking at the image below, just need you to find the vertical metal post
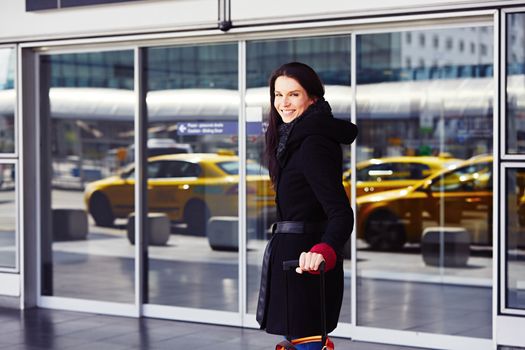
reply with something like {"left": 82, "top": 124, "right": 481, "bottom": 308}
{"left": 39, "top": 54, "right": 53, "bottom": 298}
{"left": 134, "top": 47, "right": 148, "bottom": 317}
{"left": 439, "top": 101, "right": 445, "bottom": 273}
{"left": 238, "top": 40, "right": 247, "bottom": 323}
{"left": 350, "top": 33, "right": 358, "bottom": 329}
{"left": 19, "top": 46, "right": 39, "bottom": 308}
{"left": 493, "top": 9, "right": 501, "bottom": 350}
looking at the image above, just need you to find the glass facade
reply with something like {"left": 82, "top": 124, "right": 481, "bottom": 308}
{"left": 356, "top": 26, "right": 493, "bottom": 338}
{"left": 0, "top": 47, "right": 16, "bottom": 270}
{"left": 40, "top": 50, "right": 135, "bottom": 302}
{"left": 1, "top": 9, "right": 518, "bottom": 348}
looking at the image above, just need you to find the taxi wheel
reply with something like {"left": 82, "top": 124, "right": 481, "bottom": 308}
{"left": 364, "top": 211, "right": 406, "bottom": 251}
{"left": 89, "top": 192, "right": 115, "bottom": 227}
{"left": 183, "top": 200, "right": 210, "bottom": 236}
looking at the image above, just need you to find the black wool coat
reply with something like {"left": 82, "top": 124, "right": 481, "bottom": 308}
{"left": 259, "top": 100, "right": 358, "bottom": 337}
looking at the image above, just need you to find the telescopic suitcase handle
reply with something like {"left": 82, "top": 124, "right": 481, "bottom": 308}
{"left": 282, "top": 259, "right": 327, "bottom": 347}
{"left": 282, "top": 259, "right": 325, "bottom": 272}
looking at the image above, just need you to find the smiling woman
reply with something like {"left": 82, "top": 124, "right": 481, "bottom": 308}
{"left": 257, "top": 62, "right": 357, "bottom": 350}
{"left": 273, "top": 76, "right": 315, "bottom": 123}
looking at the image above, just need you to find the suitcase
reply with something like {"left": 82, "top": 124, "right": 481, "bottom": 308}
{"left": 275, "top": 260, "right": 335, "bottom": 350}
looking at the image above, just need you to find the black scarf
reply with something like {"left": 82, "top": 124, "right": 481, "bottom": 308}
{"left": 276, "top": 118, "right": 300, "bottom": 166}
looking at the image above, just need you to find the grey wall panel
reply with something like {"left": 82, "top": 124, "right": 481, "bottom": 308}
{"left": 0, "top": 0, "right": 218, "bottom": 43}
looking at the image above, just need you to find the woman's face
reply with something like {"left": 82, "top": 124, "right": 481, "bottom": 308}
{"left": 274, "top": 76, "right": 314, "bottom": 123}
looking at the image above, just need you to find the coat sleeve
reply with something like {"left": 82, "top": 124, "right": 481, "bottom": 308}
{"left": 300, "top": 135, "right": 354, "bottom": 258}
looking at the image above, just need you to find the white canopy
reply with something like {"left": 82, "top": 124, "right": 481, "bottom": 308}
{"left": 0, "top": 76, "right": 521, "bottom": 121}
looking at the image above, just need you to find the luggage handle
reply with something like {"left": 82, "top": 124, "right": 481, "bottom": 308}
{"left": 282, "top": 259, "right": 327, "bottom": 347}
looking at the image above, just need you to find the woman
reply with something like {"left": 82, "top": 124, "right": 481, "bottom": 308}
{"left": 256, "top": 62, "right": 358, "bottom": 349}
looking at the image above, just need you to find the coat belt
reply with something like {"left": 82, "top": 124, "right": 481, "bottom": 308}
{"left": 271, "top": 220, "right": 327, "bottom": 234}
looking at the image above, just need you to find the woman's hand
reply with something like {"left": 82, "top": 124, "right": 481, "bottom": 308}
{"left": 296, "top": 251, "right": 325, "bottom": 274}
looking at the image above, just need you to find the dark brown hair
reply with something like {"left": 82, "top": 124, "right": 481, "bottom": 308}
{"left": 265, "top": 62, "right": 325, "bottom": 184}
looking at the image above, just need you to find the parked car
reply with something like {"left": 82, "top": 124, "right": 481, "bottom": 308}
{"left": 343, "top": 156, "right": 463, "bottom": 198}
{"left": 84, "top": 153, "right": 275, "bottom": 235}
{"left": 356, "top": 155, "right": 493, "bottom": 250}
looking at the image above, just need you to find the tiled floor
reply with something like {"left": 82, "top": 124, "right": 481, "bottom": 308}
{"left": 0, "top": 307, "right": 425, "bottom": 350}
{"left": 11, "top": 211, "right": 495, "bottom": 348}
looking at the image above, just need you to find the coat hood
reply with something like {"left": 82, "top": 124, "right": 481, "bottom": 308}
{"left": 287, "top": 99, "right": 357, "bottom": 146}
{"left": 276, "top": 99, "right": 358, "bottom": 168}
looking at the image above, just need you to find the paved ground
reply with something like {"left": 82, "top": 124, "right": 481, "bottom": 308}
{"left": 0, "top": 188, "right": 504, "bottom": 345}
{"left": 0, "top": 307, "right": 426, "bottom": 350}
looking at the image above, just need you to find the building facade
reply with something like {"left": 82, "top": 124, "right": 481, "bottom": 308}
{"left": 0, "top": 0, "right": 524, "bottom": 349}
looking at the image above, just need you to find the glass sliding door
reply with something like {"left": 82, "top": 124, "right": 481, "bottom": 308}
{"left": 144, "top": 43, "right": 240, "bottom": 311}
{"left": 355, "top": 26, "right": 493, "bottom": 338}
{"left": 40, "top": 50, "right": 135, "bottom": 303}
{"left": 0, "top": 47, "right": 16, "bottom": 271}
{"left": 245, "top": 36, "right": 352, "bottom": 322}
{"left": 504, "top": 167, "right": 525, "bottom": 311}
{"left": 504, "top": 12, "right": 525, "bottom": 312}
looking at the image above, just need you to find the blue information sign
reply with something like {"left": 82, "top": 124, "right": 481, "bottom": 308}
{"left": 177, "top": 122, "right": 262, "bottom": 136}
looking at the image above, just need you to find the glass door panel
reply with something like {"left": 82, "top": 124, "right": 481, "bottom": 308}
{"left": 144, "top": 43, "right": 239, "bottom": 311}
{"left": 0, "top": 47, "right": 16, "bottom": 270}
{"left": 505, "top": 168, "right": 525, "bottom": 311}
{"left": 245, "top": 36, "right": 352, "bottom": 322}
{"left": 0, "top": 163, "right": 16, "bottom": 269}
{"left": 0, "top": 47, "right": 15, "bottom": 155}
{"left": 505, "top": 13, "right": 525, "bottom": 154}
{"left": 356, "top": 26, "right": 493, "bottom": 338}
{"left": 40, "top": 50, "right": 135, "bottom": 302}
{"left": 503, "top": 11, "right": 525, "bottom": 314}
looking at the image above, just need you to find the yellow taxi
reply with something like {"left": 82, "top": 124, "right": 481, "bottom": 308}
{"left": 356, "top": 155, "right": 492, "bottom": 250}
{"left": 343, "top": 156, "right": 463, "bottom": 198}
{"left": 84, "top": 153, "right": 275, "bottom": 235}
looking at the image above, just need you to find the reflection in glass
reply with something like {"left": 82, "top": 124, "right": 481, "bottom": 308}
{"left": 40, "top": 51, "right": 135, "bottom": 302}
{"left": 145, "top": 44, "right": 239, "bottom": 311}
{"left": 505, "top": 169, "right": 525, "bottom": 310}
{"left": 0, "top": 48, "right": 15, "bottom": 154}
{"left": 0, "top": 163, "right": 16, "bottom": 268}
{"left": 356, "top": 27, "right": 493, "bottom": 338}
{"left": 245, "top": 36, "right": 352, "bottom": 321}
{"left": 506, "top": 13, "right": 525, "bottom": 153}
